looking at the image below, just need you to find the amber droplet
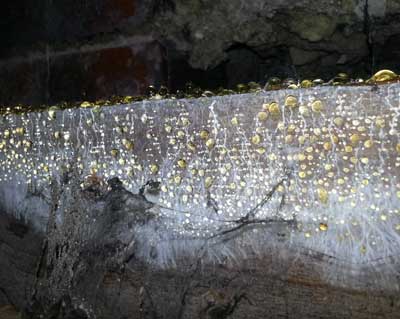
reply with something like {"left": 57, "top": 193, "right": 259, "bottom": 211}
{"left": 268, "top": 102, "right": 280, "bottom": 115}
{"left": 257, "top": 112, "right": 268, "bottom": 121}
{"left": 319, "top": 223, "right": 328, "bottom": 231}
{"left": 122, "top": 139, "right": 134, "bottom": 151}
{"left": 187, "top": 142, "right": 196, "bottom": 151}
{"left": 300, "top": 80, "right": 313, "bottom": 88}
{"left": 323, "top": 142, "right": 332, "bottom": 151}
{"left": 80, "top": 101, "right": 92, "bottom": 108}
{"left": 317, "top": 187, "right": 329, "bottom": 204}
{"left": 150, "top": 164, "right": 159, "bottom": 174}
{"left": 285, "top": 95, "right": 298, "bottom": 108}
{"left": 370, "top": 69, "right": 398, "bottom": 83}
{"left": 350, "top": 134, "right": 360, "bottom": 145}
{"left": 177, "top": 159, "right": 187, "bottom": 169}
{"left": 200, "top": 130, "right": 209, "bottom": 140}
{"left": 251, "top": 134, "right": 261, "bottom": 145}
{"left": 311, "top": 100, "right": 324, "bottom": 112}
{"left": 256, "top": 147, "right": 266, "bottom": 154}
{"left": 206, "top": 138, "right": 215, "bottom": 149}
{"left": 110, "top": 149, "right": 119, "bottom": 157}
{"left": 205, "top": 177, "right": 213, "bottom": 188}
{"left": 364, "top": 140, "right": 374, "bottom": 148}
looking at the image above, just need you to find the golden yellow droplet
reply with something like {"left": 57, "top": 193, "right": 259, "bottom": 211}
{"left": 298, "top": 153, "right": 306, "bottom": 161}
{"left": 200, "top": 130, "right": 209, "bottom": 140}
{"left": 375, "top": 117, "right": 385, "bottom": 128}
{"left": 251, "top": 134, "right": 261, "bottom": 145}
{"left": 268, "top": 153, "right": 277, "bottom": 161}
{"left": 205, "top": 177, "right": 213, "bottom": 188}
{"left": 80, "top": 101, "right": 92, "bottom": 108}
{"left": 396, "top": 143, "right": 400, "bottom": 154}
{"left": 285, "top": 95, "right": 298, "bottom": 108}
{"left": 268, "top": 102, "right": 280, "bottom": 115}
{"left": 334, "top": 117, "right": 344, "bottom": 127}
{"left": 118, "top": 158, "right": 126, "bottom": 165}
{"left": 231, "top": 117, "right": 239, "bottom": 125}
{"left": 48, "top": 109, "right": 56, "bottom": 119}
{"left": 299, "top": 171, "right": 307, "bottom": 178}
{"left": 298, "top": 135, "right": 307, "bottom": 145}
{"left": 364, "top": 140, "right": 374, "bottom": 148}
{"left": 371, "top": 69, "right": 398, "bottom": 82}
{"left": 358, "top": 245, "right": 367, "bottom": 254}
{"left": 186, "top": 185, "right": 193, "bottom": 193}
{"left": 177, "top": 159, "right": 187, "bottom": 169}
{"left": 169, "top": 138, "right": 176, "bottom": 145}
{"left": 206, "top": 138, "right": 215, "bottom": 149}
{"left": 15, "top": 127, "right": 25, "bottom": 135}
{"left": 319, "top": 223, "right": 328, "bottom": 231}
{"left": 323, "top": 142, "right": 332, "bottom": 151}
{"left": 313, "top": 128, "right": 321, "bottom": 136}
{"left": 350, "top": 134, "right": 360, "bottom": 145}
{"left": 380, "top": 214, "right": 387, "bottom": 221}
{"left": 350, "top": 156, "right": 358, "bottom": 164}
{"left": 228, "top": 182, "right": 236, "bottom": 190}
{"left": 277, "top": 122, "right": 285, "bottom": 131}
{"left": 299, "top": 106, "right": 309, "bottom": 116}
{"left": 285, "top": 135, "right": 294, "bottom": 144}
{"left": 301, "top": 79, "right": 313, "bottom": 88}
{"left": 317, "top": 187, "right": 329, "bottom": 204}
{"left": 338, "top": 178, "right": 345, "bottom": 185}
{"left": 344, "top": 145, "right": 353, "bottom": 153}
{"left": 122, "top": 139, "right": 134, "bottom": 151}
{"left": 304, "top": 232, "right": 311, "bottom": 238}
{"left": 177, "top": 130, "right": 185, "bottom": 139}
{"left": 256, "top": 147, "right": 266, "bottom": 154}
{"left": 277, "top": 185, "right": 285, "bottom": 192}
{"left": 187, "top": 142, "right": 196, "bottom": 151}
{"left": 395, "top": 224, "right": 400, "bottom": 231}
{"left": 164, "top": 125, "right": 172, "bottom": 133}
{"left": 24, "top": 140, "right": 32, "bottom": 149}
{"left": 181, "top": 117, "right": 190, "bottom": 126}
{"left": 110, "top": 149, "right": 119, "bottom": 157}
{"left": 311, "top": 100, "right": 324, "bottom": 113}
{"left": 150, "top": 164, "right": 159, "bottom": 174}
{"left": 174, "top": 175, "right": 182, "bottom": 185}
{"left": 287, "top": 124, "right": 296, "bottom": 133}
{"left": 361, "top": 157, "right": 369, "bottom": 164}
{"left": 257, "top": 111, "right": 268, "bottom": 121}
